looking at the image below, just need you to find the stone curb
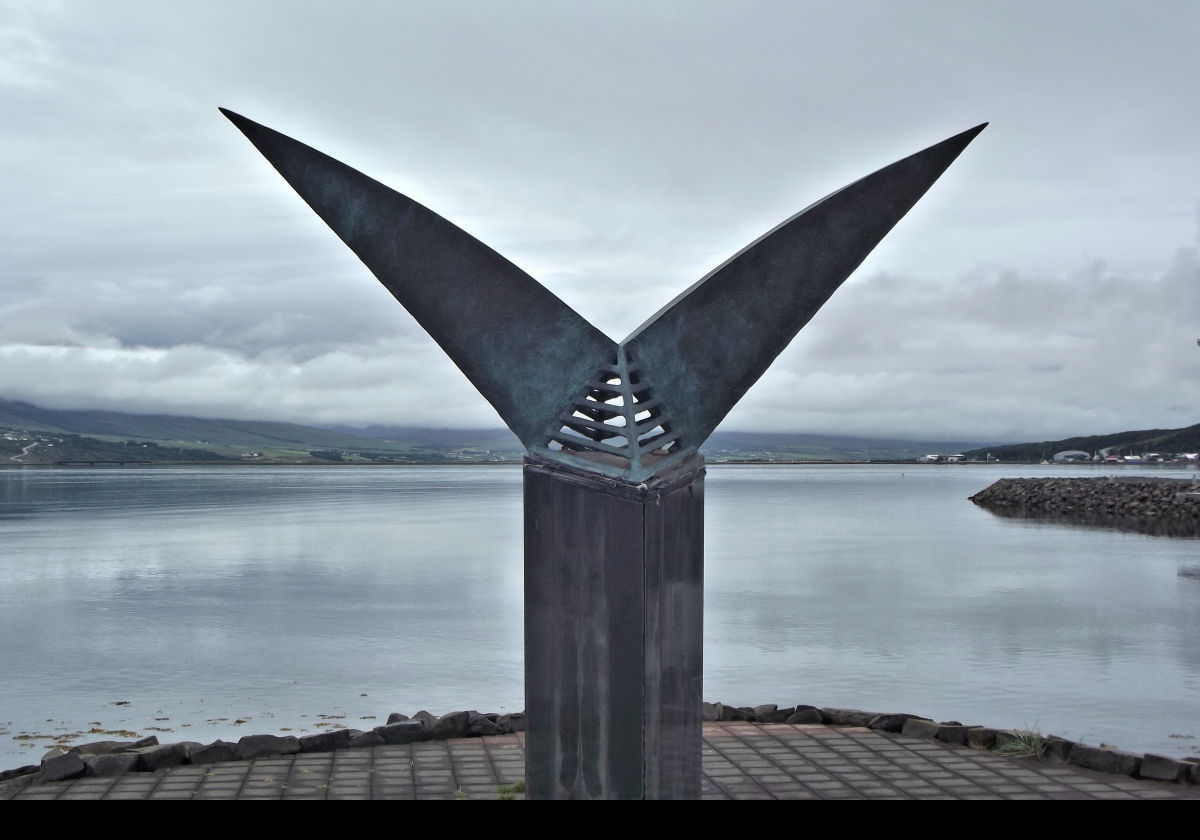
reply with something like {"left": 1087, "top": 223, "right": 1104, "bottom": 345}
{"left": 7, "top": 702, "right": 1197, "bottom": 788}
{"left": 702, "top": 702, "right": 1199, "bottom": 786}
{"left": 5, "top": 708, "right": 527, "bottom": 786}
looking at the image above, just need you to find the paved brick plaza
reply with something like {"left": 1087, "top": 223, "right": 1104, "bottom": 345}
{"left": 4, "top": 722, "right": 1197, "bottom": 800}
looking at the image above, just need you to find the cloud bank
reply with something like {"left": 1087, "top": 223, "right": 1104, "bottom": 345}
{"left": 0, "top": 2, "right": 1196, "bottom": 442}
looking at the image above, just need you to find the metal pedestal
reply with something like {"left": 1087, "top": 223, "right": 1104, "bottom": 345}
{"left": 523, "top": 455, "right": 705, "bottom": 799}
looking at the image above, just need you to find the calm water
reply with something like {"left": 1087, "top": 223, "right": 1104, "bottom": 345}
{"left": 1, "top": 463, "right": 1197, "bottom": 768}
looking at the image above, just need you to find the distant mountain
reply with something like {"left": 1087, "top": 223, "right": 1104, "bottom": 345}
{"left": 701, "top": 430, "right": 990, "bottom": 462}
{"left": 28, "top": 398, "right": 1189, "bottom": 466}
{"left": 324, "top": 424, "right": 989, "bottom": 462}
{"left": 0, "top": 398, "right": 409, "bottom": 451}
{"left": 322, "top": 423, "right": 525, "bottom": 455}
{"left": 0, "top": 397, "right": 999, "bottom": 464}
{"left": 0, "top": 398, "right": 525, "bottom": 463}
{"left": 961, "top": 424, "right": 1200, "bottom": 461}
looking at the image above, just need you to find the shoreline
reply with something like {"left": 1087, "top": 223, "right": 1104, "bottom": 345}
{"left": 3, "top": 459, "right": 1198, "bottom": 469}
{"left": 7, "top": 700, "right": 1198, "bottom": 788}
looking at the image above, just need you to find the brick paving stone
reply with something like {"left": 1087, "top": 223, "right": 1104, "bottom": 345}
{"left": 1130, "top": 789, "right": 1182, "bottom": 799}
{"left": 8, "top": 721, "right": 1200, "bottom": 800}
{"left": 892, "top": 784, "right": 945, "bottom": 796}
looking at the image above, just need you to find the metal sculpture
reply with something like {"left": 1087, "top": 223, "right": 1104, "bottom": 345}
{"left": 223, "top": 108, "right": 984, "bottom": 798}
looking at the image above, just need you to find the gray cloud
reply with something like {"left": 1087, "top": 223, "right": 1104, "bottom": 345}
{"left": 1, "top": 1, "right": 1196, "bottom": 441}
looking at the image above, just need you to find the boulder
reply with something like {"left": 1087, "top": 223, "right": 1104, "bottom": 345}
{"left": 820, "top": 708, "right": 876, "bottom": 727}
{"left": 467, "top": 712, "right": 504, "bottom": 737}
{"left": 784, "top": 707, "right": 822, "bottom": 724}
{"left": 757, "top": 706, "right": 796, "bottom": 723}
{"left": 299, "top": 729, "right": 352, "bottom": 753}
{"left": 934, "top": 725, "right": 972, "bottom": 745}
{"left": 0, "top": 765, "right": 38, "bottom": 784}
{"left": 716, "top": 704, "right": 755, "bottom": 722}
{"left": 496, "top": 713, "right": 526, "bottom": 733}
{"left": 965, "top": 727, "right": 998, "bottom": 750}
{"left": 70, "top": 738, "right": 151, "bottom": 757}
{"left": 900, "top": 718, "right": 939, "bottom": 739}
{"left": 429, "top": 711, "right": 471, "bottom": 739}
{"left": 1138, "top": 753, "right": 1190, "bottom": 782}
{"left": 134, "top": 742, "right": 191, "bottom": 771}
{"left": 373, "top": 721, "right": 427, "bottom": 745}
{"left": 1042, "top": 737, "right": 1075, "bottom": 762}
{"left": 41, "top": 752, "right": 87, "bottom": 782}
{"left": 235, "top": 734, "right": 300, "bottom": 760}
{"left": 1067, "top": 744, "right": 1141, "bottom": 776}
{"left": 867, "top": 713, "right": 923, "bottom": 734}
{"left": 190, "top": 740, "right": 240, "bottom": 765}
{"left": 85, "top": 752, "right": 140, "bottom": 777}
{"left": 348, "top": 730, "right": 385, "bottom": 748}
{"left": 410, "top": 710, "right": 438, "bottom": 729}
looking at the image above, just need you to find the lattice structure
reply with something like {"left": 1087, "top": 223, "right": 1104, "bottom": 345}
{"left": 544, "top": 348, "right": 685, "bottom": 480}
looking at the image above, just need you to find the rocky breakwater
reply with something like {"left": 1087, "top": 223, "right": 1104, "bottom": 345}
{"left": 970, "top": 477, "right": 1200, "bottom": 537}
{"left": 0, "top": 709, "right": 525, "bottom": 786}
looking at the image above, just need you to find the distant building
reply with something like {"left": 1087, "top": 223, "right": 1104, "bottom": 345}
{"left": 1052, "top": 450, "right": 1090, "bottom": 463}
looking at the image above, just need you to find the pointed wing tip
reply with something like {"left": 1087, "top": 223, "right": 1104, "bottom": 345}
{"left": 958, "top": 122, "right": 988, "bottom": 143}
{"left": 218, "top": 107, "right": 254, "bottom": 132}
{"left": 928, "top": 122, "right": 987, "bottom": 161}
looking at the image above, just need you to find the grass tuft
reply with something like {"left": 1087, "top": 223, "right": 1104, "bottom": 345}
{"left": 497, "top": 779, "right": 526, "bottom": 800}
{"left": 994, "top": 728, "right": 1047, "bottom": 759}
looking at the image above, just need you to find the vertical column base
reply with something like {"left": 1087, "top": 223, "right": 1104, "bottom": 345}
{"left": 523, "top": 455, "right": 704, "bottom": 800}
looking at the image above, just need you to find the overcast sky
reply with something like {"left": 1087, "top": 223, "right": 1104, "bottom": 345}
{"left": 1, "top": 1, "right": 1196, "bottom": 443}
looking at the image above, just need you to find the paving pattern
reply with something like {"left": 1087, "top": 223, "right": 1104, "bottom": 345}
{"left": 3, "top": 722, "right": 1197, "bottom": 800}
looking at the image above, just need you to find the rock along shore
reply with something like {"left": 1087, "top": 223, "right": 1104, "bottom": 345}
{"left": 4, "top": 702, "right": 1198, "bottom": 790}
{"left": 969, "top": 476, "right": 1200, "bottom": 537}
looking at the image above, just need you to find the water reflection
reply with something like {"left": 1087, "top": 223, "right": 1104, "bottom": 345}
{"left": 0, "top": 463, "right": 1197, "bottom": 769}
{"left": 976, "top": 505, "right": 1200, "bottom": 538}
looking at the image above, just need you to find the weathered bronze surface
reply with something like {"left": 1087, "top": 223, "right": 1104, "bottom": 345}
{"left": 224, "top": 112, "right": 983, "bottom": 799}
{"left": 523, "top": 455, "right": 704, "bottom": 799}
{"left": 222, "top": 109, "right": 983, "bottom": 483}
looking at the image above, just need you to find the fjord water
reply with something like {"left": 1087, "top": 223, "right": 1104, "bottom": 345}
{"left": 1, "top": 463, "right": 1197, "bottom": 769}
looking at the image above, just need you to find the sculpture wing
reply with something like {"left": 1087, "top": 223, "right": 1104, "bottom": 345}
{"left": 623, "top": 124, "right": 987, "bottom": 449}
{"left": 221, "top": 109, "right": 616, "bottom": 450}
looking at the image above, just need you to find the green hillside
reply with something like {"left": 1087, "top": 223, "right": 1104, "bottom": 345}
{"left": 8, "top": 395, "right": 1192, "bottom": 466}
{"left": 0, "top": 398, "right": 406, "bottom": 450}
{"left": 701, "top": 430, "right": 989, "bottom": 462}
{"left": 0, "top": 432, "right": 236, "bottom": 464}
{"left": 0, "top": 399, "right": 524, "bottom": 464}
{"left": 961, "top": 424, "right": 1200, "bottom": 461}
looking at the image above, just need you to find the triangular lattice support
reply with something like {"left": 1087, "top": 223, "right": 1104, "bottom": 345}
{"left": 538, "top": 347, "right": 694, "bottom": 483}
